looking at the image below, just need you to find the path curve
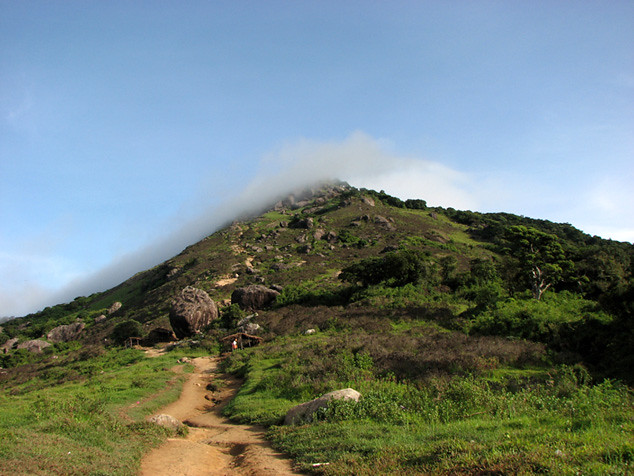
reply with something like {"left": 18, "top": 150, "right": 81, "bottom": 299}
{"left": 139, "top": 356, "right": 302, "bottom": 476}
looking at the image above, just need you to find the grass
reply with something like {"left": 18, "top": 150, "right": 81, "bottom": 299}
{"left": 221, "top": 355, "right": 298, "bottom": 425}
{"left": 222, "top": 336, "right": 633, "bottom": 475}
{"left": 3, "top": 185, "right": 632, "bottom": 474}
{"left": 0, "top": 347, "right": 197, "bottom": 475}
{"left": 271, "top": 414, "right": 633, "bottom": 475}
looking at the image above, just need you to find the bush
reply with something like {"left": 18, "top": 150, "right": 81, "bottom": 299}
{"left": 220, "top": 304, "right": 246, "bottom": 328}
{"left": 276, "top": 282, "right": 352, "bottom": 307}
{"left": 111, "top": 320, "right": 144, "bottom": 345}
{"left": 340, "top": 249, "right": 437, "bottom": 287}
{"left": 337, "top": 229, "right": 368, "bottom": 248}
{"left": 405, "top": 199, "right": 427, "bottom": 210}
{"left": 467, "top": 292, "right": 612, "bottom": 345}
{"left": 0, "top": 348, "right": 39, "bottom": 368}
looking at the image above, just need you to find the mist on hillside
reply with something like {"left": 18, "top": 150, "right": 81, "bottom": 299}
{"left": 6, "top": 132, "right": 475, "bottom": 318}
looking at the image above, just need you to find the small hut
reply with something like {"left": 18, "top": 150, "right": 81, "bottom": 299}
{"left": 221, "top": 332, "right": 262, "bottom": 351}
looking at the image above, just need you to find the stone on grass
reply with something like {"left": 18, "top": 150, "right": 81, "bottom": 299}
{"left": 284, "top": 388, "right": 362, "bottom": 425}
{"left": 148, "top": 414, "right": 183, "bottom": 431}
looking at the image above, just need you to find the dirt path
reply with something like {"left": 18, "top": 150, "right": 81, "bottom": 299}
{"left": 139, "top": 356, "right": 303, "bottom": 476}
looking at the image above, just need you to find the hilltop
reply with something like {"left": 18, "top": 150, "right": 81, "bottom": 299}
{"left": 1, "top": 183, "right": 633, "bottom": 474}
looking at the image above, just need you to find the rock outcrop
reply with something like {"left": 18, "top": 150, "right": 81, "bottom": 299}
{"left": 374, "top": 215, "right": 396, "bottom": 231}
{"left": 169, "top": 286, "right": 218, "bottom": 339}
{"left": 284, "top": 388, "right": 362, "bottom": 425}
{"left": 108, "top": 302, "right": 122, "bottom": 314}
{"left": 361, "top": 196, "right": 376, "bottom": 207}
{"left": 17, "top": 339, "right": 51, "bottom": 353}
{"left": 47, "top": 322, "right": 85, "bottom": 343}
{"left": 1, "top": 337, "right": 18, "bottom": 352}
{"left": 325, "top": 231, "right": 338, "bottom": 243}
{"left": 231, "top": 285, "right": 280, "bottom": 311}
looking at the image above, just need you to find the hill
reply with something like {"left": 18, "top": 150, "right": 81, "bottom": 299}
{"left": 1, "top": 182, "right": 633, "bottom": 475}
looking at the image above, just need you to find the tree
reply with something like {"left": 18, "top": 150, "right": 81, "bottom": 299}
{"left": 439, "top": 255, "right": 458, "bottom": 284}
{"left": 505, "top": 225, "right": 572, "bottom": 300}
{"left": 460, "top": 258, "right": 505, "bottom": 311}
{"left": 468, "top": 258, "right": 500, "bottom": 284}
{"left": 340, "top": 249, "right": 436, "bottom": 287}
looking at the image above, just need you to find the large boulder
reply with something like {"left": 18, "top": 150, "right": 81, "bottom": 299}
{"left": 17, "top": 339, "right": 51, "bottom": 353}
{"left": 47, "top": 322, "right": 85, "bottom": 343}
{"left": 231, "top": 285, "right": 280, "bottom": 311}
{"left": 169, "top": 286, "right": 218, "bottom": 339}
{"left": 284, "top": 388, "right": 362, "bottom": 425}
{"left": 108, "top": 302, "right": 122, "bottom": 314}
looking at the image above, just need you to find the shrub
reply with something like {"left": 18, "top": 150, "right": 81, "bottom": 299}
{"left": 111, "top": 320, "right": 144, "bottom": 345}
{"left": 467, "top": 292, "right": 612, "bottom": 345}
{"left": 275, "top": 281, "right": 353, "bottom": 307}
{"left": 220, "top": 303, "right": 246, "bottom": 328}
{"left": 0, "top": 348, "right": 39, "bottom": 368}
{"left": 405, "top": 199, "right": 427, "bottom": 210}
{"left": 340, "top": 250, "right": 437, "bottom": 288}
{"left": 338, "top": 229, "right": 368, "bottom": 248}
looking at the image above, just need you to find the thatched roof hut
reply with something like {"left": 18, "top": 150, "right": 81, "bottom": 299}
{"left": 221, "top": 332, "right": 262, "bottom": 350}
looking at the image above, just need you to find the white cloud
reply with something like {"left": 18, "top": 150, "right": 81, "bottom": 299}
{"left": 351, "top": 162, "right": 476, "bottom": 210}
{"left": 260, "top": 131, "right": 479, "bottom": 209}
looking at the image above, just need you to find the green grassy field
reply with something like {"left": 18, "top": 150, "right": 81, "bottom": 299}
{"left": 221, "top": 337, "right": 633, "bottom": 475}
{"left": 0, "top": 348, "right": 195, "bottom": 476}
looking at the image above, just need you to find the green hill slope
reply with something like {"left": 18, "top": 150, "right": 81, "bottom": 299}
{"left": 1, "top": 183, "right": 633, "bottom": 475}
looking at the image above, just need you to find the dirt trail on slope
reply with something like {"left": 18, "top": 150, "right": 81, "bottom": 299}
{"left": 140, "top": 356, "right": 302, "bottom": 476}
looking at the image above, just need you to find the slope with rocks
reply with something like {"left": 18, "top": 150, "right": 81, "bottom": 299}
{"left": 2, "top": 183, "right": 633, "bottom": 474}
{"left": 3, "top": 183, "right": 633, "bottom": 378}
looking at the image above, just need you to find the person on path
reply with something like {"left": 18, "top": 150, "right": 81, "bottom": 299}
{"left": 232, "top": 339, "right": 238, "bottom": 351}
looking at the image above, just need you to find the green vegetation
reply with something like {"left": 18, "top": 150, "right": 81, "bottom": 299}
{"left": 223, "top": 338, "right": 633, "bottom": 475}
{"left": 2, "top": 184, "right": 632, "bottom": 474}
{"left": 111, "top": 319, "right": 145, "bottom": 344}
{"left": 340, "top": 249, "right": 437, "bottom": 288}
{"left": 0, "top": 347, "right": 197, "bottom": 475}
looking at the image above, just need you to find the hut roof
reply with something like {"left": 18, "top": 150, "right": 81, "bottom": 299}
{"left": 221, "top": 332, "right": 263, "bottom": 342}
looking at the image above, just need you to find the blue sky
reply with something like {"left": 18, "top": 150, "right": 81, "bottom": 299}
{"left": 1, "top": 1, "right": 633, "bottom": 317}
